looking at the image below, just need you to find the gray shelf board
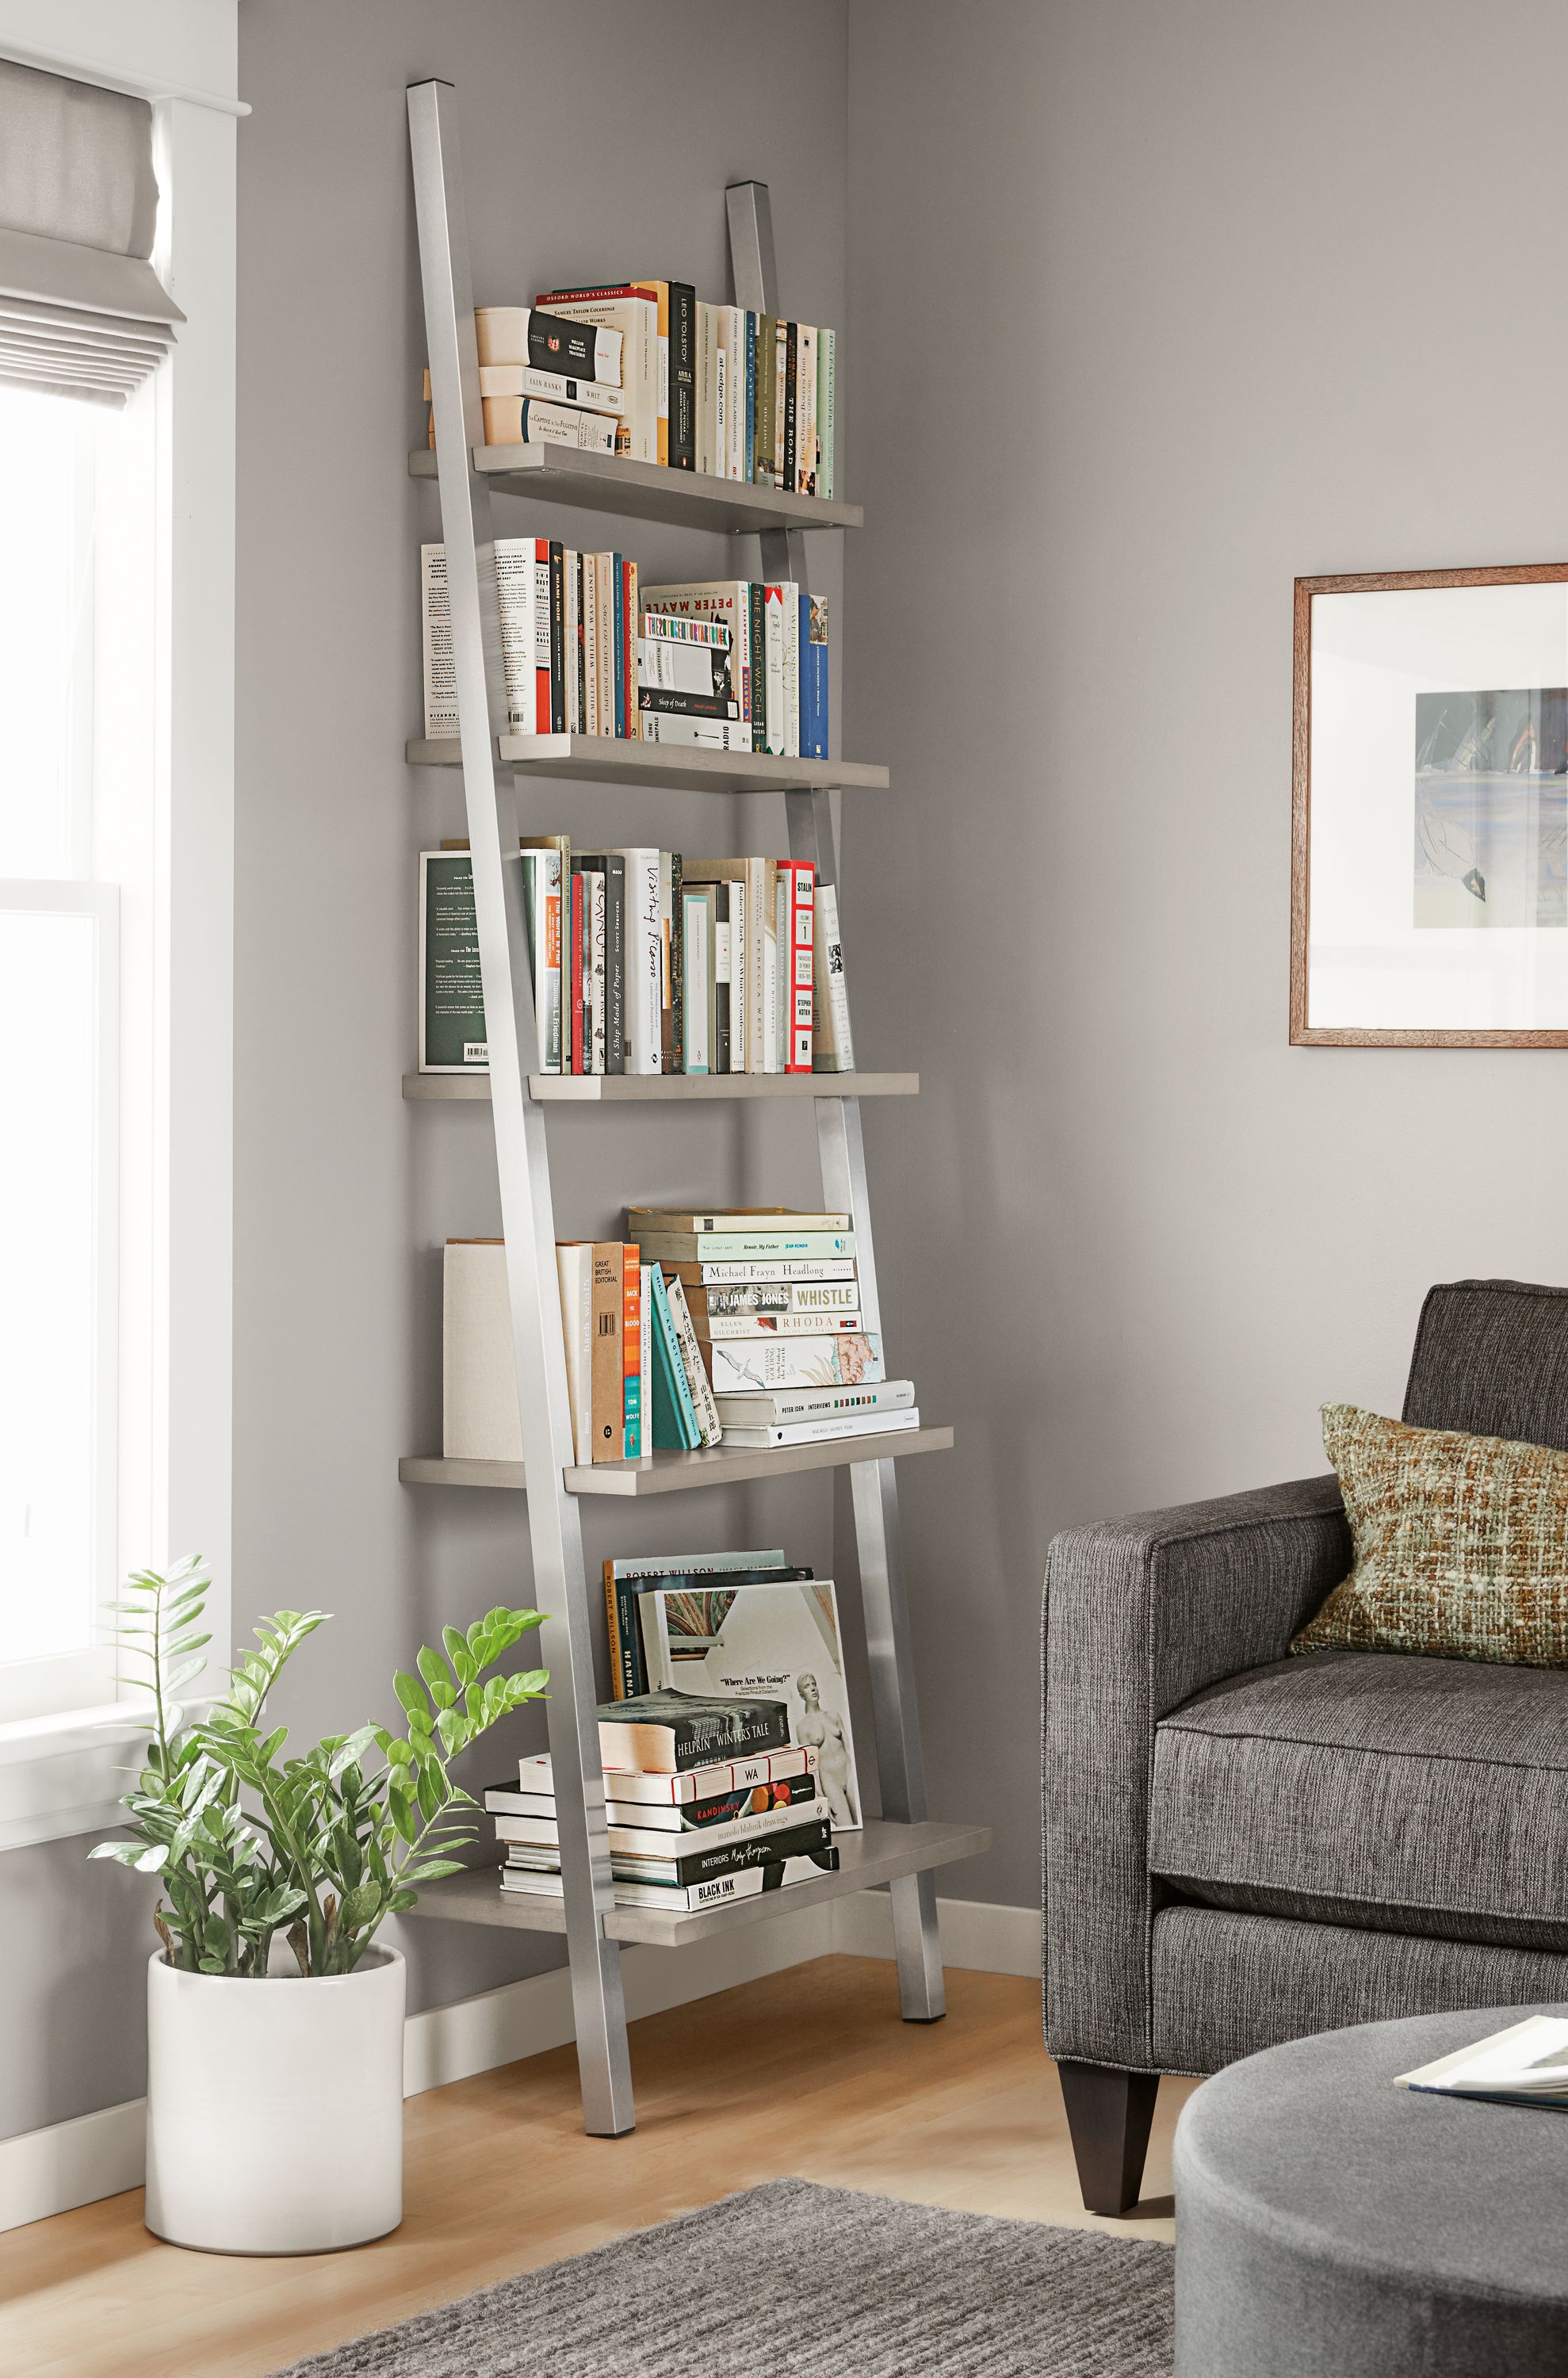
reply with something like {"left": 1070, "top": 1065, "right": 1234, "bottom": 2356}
{"left": 406, "top": 733, "right": 889, "bottom": 795}
{"left": 398, "top": 1425, "right": 954, "bottom": 1501}
{"left": 402, "top": 1070, "right": 918, "bottom": 1103}
{"left": 409, "top": 444, "right": 862, "bottom": 535}
{"left": 403, "top": 1819, "right": 991, "bottom": 1948}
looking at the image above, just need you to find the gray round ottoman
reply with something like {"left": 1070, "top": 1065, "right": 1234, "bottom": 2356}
{"left": 1174, "top": 2005, "right": 1568, "bottom": 2376}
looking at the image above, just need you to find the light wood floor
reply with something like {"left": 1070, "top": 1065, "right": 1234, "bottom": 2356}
{"left": 0, "top": 1956, "right": 1198, "bottom": 2378}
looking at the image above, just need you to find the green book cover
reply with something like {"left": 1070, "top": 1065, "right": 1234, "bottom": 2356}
{"left": 649, "top": 1266, "right": 701, "bottom": 1451}
{"left": 419, "top": 852, "right": 487, "bottom": 1071}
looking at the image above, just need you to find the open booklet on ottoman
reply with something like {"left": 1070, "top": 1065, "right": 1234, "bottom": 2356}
{"left": 1396, "top": 2016, "right": 1568, "bottom": 2112}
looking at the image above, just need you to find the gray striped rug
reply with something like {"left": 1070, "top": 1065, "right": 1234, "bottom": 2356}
{"left": 270, "top": 2177, "right": 1173, "bottom": 2376}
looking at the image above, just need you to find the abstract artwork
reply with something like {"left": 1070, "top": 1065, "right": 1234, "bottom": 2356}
{"left": 1413, "top": 690, "right": 1568, "bottom": 929}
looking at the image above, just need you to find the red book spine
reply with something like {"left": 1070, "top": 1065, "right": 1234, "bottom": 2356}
{"left": 570, "top": 870, "right": 585, "bottom": 1075}
{"left": 531, "top": 538, "right": 551, "bottom": 733}
{"left": 534, "top": 284, "right": 658, "bottom": 304}
{"left": 782, "top": 861, "right": 815, "bottom": 1072}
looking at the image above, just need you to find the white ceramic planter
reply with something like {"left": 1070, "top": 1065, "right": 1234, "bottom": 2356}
{"left": 144, "top": 1944, "right": 405, "bottom": 2254}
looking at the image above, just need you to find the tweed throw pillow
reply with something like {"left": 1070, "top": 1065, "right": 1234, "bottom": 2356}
{"left": 1292, "top": 1402, "right": 1568, "bottom": 1667}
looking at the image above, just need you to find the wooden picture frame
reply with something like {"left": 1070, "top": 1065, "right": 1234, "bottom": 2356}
{"left": 1291, "top": 562, "right": 1568, "bottom": 1047}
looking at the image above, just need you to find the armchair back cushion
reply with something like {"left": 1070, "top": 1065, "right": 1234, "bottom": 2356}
{"left": 1403, "top": 1280, "right": 1568, "bottom": 1453}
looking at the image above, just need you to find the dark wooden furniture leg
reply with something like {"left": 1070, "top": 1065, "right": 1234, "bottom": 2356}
{"left": 1057, "top": 2061, "right": 1161, "bottom": 2216}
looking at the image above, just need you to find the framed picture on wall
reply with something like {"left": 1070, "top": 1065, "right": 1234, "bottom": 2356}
{"left": 1292, "top": 564, "right": 1568, "bottom": 1046}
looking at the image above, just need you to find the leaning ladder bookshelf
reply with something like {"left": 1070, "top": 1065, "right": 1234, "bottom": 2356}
{"left": 401, "top": 79, "right": 987, "bottom": 2137}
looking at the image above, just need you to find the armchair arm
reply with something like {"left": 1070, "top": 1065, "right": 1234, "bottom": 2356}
{"left": 1042, "top": 1473, "right": 1349, "bottom": 2070}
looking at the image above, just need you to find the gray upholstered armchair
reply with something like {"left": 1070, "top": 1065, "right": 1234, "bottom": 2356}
{"left": 1042, "top": 1278, "right": 1568, "bottom": 2215}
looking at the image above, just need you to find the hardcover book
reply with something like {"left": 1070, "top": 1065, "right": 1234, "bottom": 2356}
{"left": 637, "top": 1577, "right": 862, "bottom": 1829}
{"left": 507, "top": 1743, "right": 814, "bottom": 1808}
{"left": 706, "top": 1332, "right": 885, "bottom": 1393}
{"left": 419, "top": 851, "right": 487, "bottom": 1072}
{"left": 596, "top": 1688, "right": 791, "bottom": 1775}
{"left": 500, "top": 1847, "right": 839, "bottom": 1911}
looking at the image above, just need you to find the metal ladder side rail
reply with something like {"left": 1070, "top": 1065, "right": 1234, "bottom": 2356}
{"left": 728, "top": 186, "right": 945, "bottom": 2022}
{"left": 407, "top": 77, "right": 634, "bottom": 2137}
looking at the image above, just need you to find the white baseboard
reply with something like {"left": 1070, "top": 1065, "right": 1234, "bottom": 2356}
{"left": 0, "top": 2096, "right": 147, "bottom": 2235}
{"left": 0, "top": 1889, "right": 1034, "bottom": 2234}
{"left": 831, "top": 1891, "right": 1042, "bottom": 1978}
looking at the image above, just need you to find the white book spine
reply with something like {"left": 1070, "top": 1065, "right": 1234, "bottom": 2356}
{"left": 615, "top": 848, "right": 663, "bottom": 1073}
{"left": 726, "top": 306, "right": 746, "bottom": 480}
{"left": 713, "top": 321, "right": 727, "bottom": 484}
{"left": 721, "top": 1410, "right": 920, "bottom": 1449}
{"left": 774, "top": 869, "right": 790, "bottom": 1070}
{"left": 782, "top": 578, "right": 800, "bottom": 759}
{"left": 763, "top": 585, "right": 786, "bottom": 757}
{"left": 421, "top": 544, "right": 457, "bottom": 737}
{"left": 639, "top": 1265, "right": 654, "bottom": 1447}
{"left": 715, "top": 1378, "right": 914, "bottom": 1422}
{"left": 812, "top": 882, "right": 855, "bottom": 1071}
{"left": 744, "top": 857, "right": 769, "bottom": 1074}
{"left": 493, "top": 539, "right": 536, "bottom": 735}
{"left": 442, "top": 1241, "right": 522, "bottom": 1462}
{"left": 731, "top": 880, "right": 746, "bottom": 1073}
{"left": 583, "top": 560, "right": 599, "bottom": 736}
{"left": 707, "top": 1334, "right": 886, "bottom": 1394}
{"left": 796, "top": 326, "right": 817, "bottom": 494}
{"left": 472, "top": 362, "right": 624, "bottom": 415}
{"left": 701, "top": 1311, "right": 863, "bottom": 1339}
{"left": 564, "top": 551, "right": 579, "bottom": 733}
{"left": 695, "top": 301, "right": 715, "bottom": 476}
{"left": 641, "top": 714, "right": 751, "bottom": 749}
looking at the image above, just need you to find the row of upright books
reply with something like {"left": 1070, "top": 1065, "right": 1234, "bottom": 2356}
{"left": 422, "top": 556, "right": 829, "bottom": 756}
{"left": 443, "top": 1210, "right": 920, "bottom": 1465}
{"left": 427, "top": 296, "right": 836, "bottom": 494}
{"left": 419, "top": 844, "right": 855, "bottom": 1076}
{"left": 485, "top": 1549, "right": 860, "bottom": 1912}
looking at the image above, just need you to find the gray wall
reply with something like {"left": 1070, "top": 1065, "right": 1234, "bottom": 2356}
{"left": 0, "top": 0, "right": 849, "bottom": 2144}
{"left": 845, "top": 0, "right": 1568, "bottom": 1913}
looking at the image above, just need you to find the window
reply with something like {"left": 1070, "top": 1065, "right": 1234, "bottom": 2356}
{"left": 0, "top": 385, "right": 150, "bottom": 1722}
{"left": 0, "top": 10, "right": 237, "bottom": 1841}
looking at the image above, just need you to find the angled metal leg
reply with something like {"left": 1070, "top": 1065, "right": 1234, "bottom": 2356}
{"left": 409, "top": 78, "right": 634, "bottom": 2136}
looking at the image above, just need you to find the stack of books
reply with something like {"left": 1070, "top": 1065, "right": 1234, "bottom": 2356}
{"left": 421, "top": 561, "right": 829, "bottom": 757}
{"left": 486, "top": 1694, "right": 839, "bottom": 1915}
{"left": 441, "top": 1219, "right": 918, "bottom": 1466}
{"left": 418, "top": 843, "right": 855, "bottom": 1079}
{"left": 627, "top": 1207, "right": 920, "bottom": 1451}
{"left": 426, "top": 296, "right": 836, "bottom": 494}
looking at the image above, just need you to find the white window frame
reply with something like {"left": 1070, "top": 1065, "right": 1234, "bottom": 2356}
{"left": 0, "top": 0, "right": 239, "bottom": 1847}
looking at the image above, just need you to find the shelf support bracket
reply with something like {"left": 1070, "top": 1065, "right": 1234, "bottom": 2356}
{"left": 408, "top": 76, "right": 635, "bottom": 2135}
{"left": 730, "top": 178, "right": 947, "bottom": 2024}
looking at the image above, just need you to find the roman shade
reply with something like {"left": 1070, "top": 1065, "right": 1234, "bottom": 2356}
{"left": 0, "top": 57, "right": 183, "bottom": 405}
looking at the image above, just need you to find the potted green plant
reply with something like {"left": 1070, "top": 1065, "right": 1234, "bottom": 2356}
{"left": 92, "top": 1556, "right": 545, "bottom": 2254}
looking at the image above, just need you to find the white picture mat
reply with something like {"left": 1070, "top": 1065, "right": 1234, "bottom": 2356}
{"left": 1307, "top": 582, "right": 1568, "bottom": 1030}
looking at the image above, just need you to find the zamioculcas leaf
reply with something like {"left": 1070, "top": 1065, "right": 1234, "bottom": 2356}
{"left": 394, "top": 1672, "right": 431, "bottom": 1726}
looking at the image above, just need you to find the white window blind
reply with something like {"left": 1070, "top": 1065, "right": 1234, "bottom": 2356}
{"left": 0, "top": 58, "right": 183, "bottom": 405}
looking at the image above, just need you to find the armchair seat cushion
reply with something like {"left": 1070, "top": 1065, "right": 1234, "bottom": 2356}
{"left": 1149, "top": 1648, "right": 1568, "bottom": 1955}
